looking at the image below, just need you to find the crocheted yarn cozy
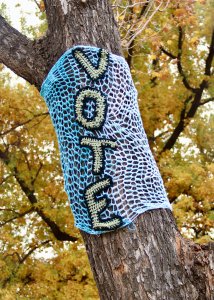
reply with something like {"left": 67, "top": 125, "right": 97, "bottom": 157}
{"left": 41, "top": 45, "right": 171, "bottom": 234}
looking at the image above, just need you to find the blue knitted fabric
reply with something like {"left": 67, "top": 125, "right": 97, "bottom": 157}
{"left": 41, "top": 45, "right": 171, "bottom": 234}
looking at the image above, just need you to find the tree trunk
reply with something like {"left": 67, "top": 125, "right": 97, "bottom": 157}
{"left": 82, "top": 210, "right": 214, "bottom": 300}
{"left": 0, "top": 1, "right": 213, "bottom": 299}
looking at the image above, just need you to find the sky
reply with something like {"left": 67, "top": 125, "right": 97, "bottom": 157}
{"left": 1, "top": 0, "right": 39, "bottom": 32}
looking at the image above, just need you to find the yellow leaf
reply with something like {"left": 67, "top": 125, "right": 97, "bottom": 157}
{"left": 167, "top": 40, "right": 173, "bottom": 45}
{"left": 150, "top": 54, "right": 157, "bottom": 60}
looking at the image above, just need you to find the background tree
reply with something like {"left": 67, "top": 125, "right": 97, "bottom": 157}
{"left": 0, "top": 0, "right": 213, "bottom": 299}
{"left": 118, "top": 0, "right": 214, "bottom": 244}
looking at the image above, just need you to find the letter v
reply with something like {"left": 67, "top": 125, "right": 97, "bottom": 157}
{"left": 73, "top": 48, "right": 109, "bottom": 80}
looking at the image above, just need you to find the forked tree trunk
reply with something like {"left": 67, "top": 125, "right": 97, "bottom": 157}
{"left": 0, "top": 1, "right": 213, "bottom": 299}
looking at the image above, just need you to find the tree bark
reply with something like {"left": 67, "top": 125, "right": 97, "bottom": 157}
{"left": 82, "top": 210, "right": 214, "bottom": 300}
{"left": 0, "top": 15, "right": 46, "bottom": 88}
{"left": 0, "top": 1, "right": 213, "bottom": 299}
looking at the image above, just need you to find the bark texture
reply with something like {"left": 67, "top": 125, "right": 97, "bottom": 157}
{"left": 0, "top": 0, "right": 121, "bottom": 89}
{"left": 0, "top": 15, "right": 46, "bottom": 88}
{"left": 82, "top": 210, "right": 214, "bottom": 300}
{"left": 0, "top": 1, "right": 213, "bottom": 299}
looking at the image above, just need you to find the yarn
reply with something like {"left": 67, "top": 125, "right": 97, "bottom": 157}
{"left": 41, "top": 45, "right": 171, "bottom": 234}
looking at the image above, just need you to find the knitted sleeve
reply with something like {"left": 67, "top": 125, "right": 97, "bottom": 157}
{"left": 41, "top": 45, "right": 171, "bottom": 234}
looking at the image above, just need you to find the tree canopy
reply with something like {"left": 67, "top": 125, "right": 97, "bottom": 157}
{"left": 0, "top": 0, "right": 213, "bottom": 298}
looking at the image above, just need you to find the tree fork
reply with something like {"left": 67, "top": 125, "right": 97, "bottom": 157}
{"left": 0, "top": 1, "right": 213, "bottom": 299}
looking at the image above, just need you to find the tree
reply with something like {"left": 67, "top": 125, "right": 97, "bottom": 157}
{"left": 0, "top": 1, "right": 213, "bottom": 299}
{"left": 121, "top": 0, "right": 214, "bottom": 244}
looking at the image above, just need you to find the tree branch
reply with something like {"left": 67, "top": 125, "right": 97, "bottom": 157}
{"left": 0, "top": 207, "right": 34, "bottom": 227}
{"left": 13, "top": 167, "right": 78, "bottom": 242}
{"left": 161, "top": 27, "right": 214, "bottom": 153}
{"left": 32, "top": 0, "right": 41, "bottom": 10}
{"left": 126, "top": 1, "right": 151, "bottom": 67}
{"left": 0, "top": 1, "right": 122, "bottom": 89}
{"left": 177, "top": 27, "right": 195, "bottom": 92}
{"left": 0, "top": 112, "right": 49, "bottom": 136}
{"left": 160, "top": 46, "right": 177, "bottom": 59}
{"left": 161, "top": 95, "right": 192, "bottom": 152}
{"left": 161, "top": 82, "right": 209, "bottom": 152}
{"left": 177, "top": 27, "right": 198, "bottom": 93}
{"left": 161, "top": 27, "right": 199, "bottom": 93}
{"left": 199, "top": 97, "right": 214, "bottom": 106}
{"left": 2, "top": 240, "right": 51, "bottom": 288}
{"left": 126, "top": 2, "right": 136, "bottom": 67}
{"left": 31, "top": 162, "right": 43, "bottom": 185}
{"left": 205, "top": 29, "right": 214, "bottom": 76}
{"left": 0, "top": 16, "right": 46, "bottom": 88}
{"left": 139, "top": 1, "right": 150, "bottom": 18}
{"left": 19, "top": 240, "right": 51, "bottom": 264}
{"left": 0, "top": 149, "right": 78, "bottom": 242}
{"left": 150, "top": 51, "right": 161, "bottom": 87}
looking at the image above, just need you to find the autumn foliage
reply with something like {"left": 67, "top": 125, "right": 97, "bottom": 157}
{"left": 0, "top": 0, "right": 213, "bottom": 298}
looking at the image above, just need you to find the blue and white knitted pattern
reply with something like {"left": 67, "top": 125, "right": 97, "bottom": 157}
{"left": 41, "top": 45, "right": 171, "bottom": 234}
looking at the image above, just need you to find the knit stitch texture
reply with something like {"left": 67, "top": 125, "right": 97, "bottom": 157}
{"left": 41, "top": 45, "right": 171, "bottom": 234}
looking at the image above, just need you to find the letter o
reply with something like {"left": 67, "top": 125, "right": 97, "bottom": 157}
{"left": 75, "top": 88, "right": 106, "bottom": 130}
